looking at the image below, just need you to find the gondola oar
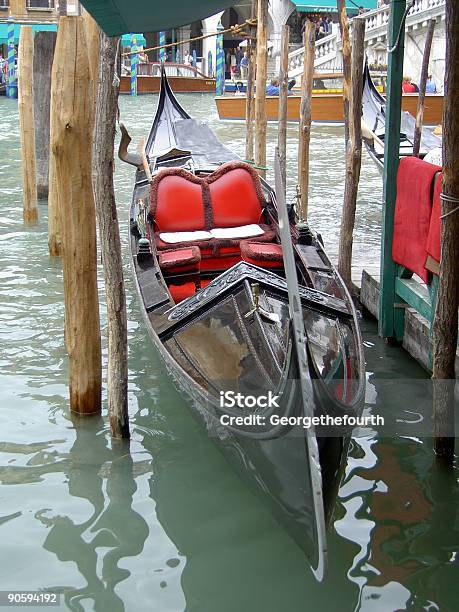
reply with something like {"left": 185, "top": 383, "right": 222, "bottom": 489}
{"left": 273, "top": 149, "right": 327, "bottom": 581}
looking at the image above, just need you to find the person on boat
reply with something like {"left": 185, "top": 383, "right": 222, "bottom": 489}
{"left": 184, "top": 51, "right": 192, "bottom": 66}
{"left": 402, "top": 76, "right": 416, "bottom": 93}
{"left": 266, "top": 78, "right": 280, "bottom": 96}
{"left": 240, "top": 52, "right": 249, "bottom": 79}
{"left": 426, "top": 75, "right": 437, "bottom": 93}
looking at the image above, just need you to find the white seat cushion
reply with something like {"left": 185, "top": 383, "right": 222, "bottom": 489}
{"left": 210, "top": 224, "right": 263, "bottom": 239}
{"left": 159, "top": 230, "right": 212, "bottom": 244}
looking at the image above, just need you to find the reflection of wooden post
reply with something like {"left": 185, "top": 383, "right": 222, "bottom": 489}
{"left": 245, "top": 0, "right": 257, "bottom": 162}
{"left": 277, "top": 24, "right": 289, "bottom": 192}
{"left": 93, "top": 32, "right": 130, "bottom": 439}
{"left": 413, "top": 19, "right": 435, "bottom": 157}
{"left": 337, "top": 0, "right": 351, "bottom": 144}
{"left": 432, "top": 2, "right": 459, "bottom": 464}
{"left": 33, "top": 31, "right": 56, "bottom": 200}
{"left": 338, "top": 18, "right": 365, "bottom": 291}
{"left": 255, "top": 0, "right": 268, "bottom": 177}
{"left": 51, "top": 16, "right": 101, "bottom": 415}
{"left": 297, "top": 21, "right": 314, "bottom": 222}
{"left": 18, "top": 26, "right": 38, "bottom": 224}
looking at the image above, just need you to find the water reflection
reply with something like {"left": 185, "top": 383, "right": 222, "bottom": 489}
{"left": 35, "top": 420, "right": 149, "bottom": 611}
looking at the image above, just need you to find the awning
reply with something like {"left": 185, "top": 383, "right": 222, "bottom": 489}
{"left": 292, "top": 0, "right": 377, "bottom": 11}
{"left": 79, "top": 0, "right": 236, "bottom": 37}
{"left": 0, "top": 23, "right": 57, "bottom": 45}
{"left": 121, "top": 33, "right": 146, "bottom": 47}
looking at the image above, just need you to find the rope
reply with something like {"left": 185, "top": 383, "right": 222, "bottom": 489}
{"left": 121, "top": 19, "right": 257, "bottom": 57}
{"left": 440, "top": 193, "right": 459, "bottom": 219}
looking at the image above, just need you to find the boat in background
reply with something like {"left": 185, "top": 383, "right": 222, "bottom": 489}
{"left": 122, "top": 67, "right": 365, "bottom": 579}
{"left": 361, "top": 63, "right": 442, "bottom": 170}
{"left": 120, "top": 62, "right": 216, "bottom": 94}
{"left": 215, "top": 71, "right": 443, "bottom": 125}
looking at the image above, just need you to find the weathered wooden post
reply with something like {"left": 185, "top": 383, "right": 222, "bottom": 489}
{"left": 412, "top": 19, "right": 436, "bottom": 157}
{"left": 33, "top": 31, "right": 56, "bottom": 200}
{"left": 18, "top": 26, "right": 38, "bottom": 224}
{"left": 245, "top": 0, "right": 257, "bottom": 163}
{"left": 93, "top": 32, "right": 130, "bottom": 439}
{"left": 277, "top": 24, "right": 289, "bottom": 192}
{"left": 432, "top": 0, "right": 459, "bottom": 463}
{"left": 255, "top": 0, "right": 268, "bottom": 177}
{"left": 337, "top": 0, "right": 351, "bottom": 144}
{"left": 337, "top": 18, "right": 365, "bottom": 291}
{"left": 297, "top": 20, "right": 315, "bottom": 222}
{"left": 50, "top": 16, "right": 101, "bottom": 415}
{"left": 83, "top": 8, "right": 100, "bottom": 103}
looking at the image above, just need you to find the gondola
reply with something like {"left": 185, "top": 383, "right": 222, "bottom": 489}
{"left": 361, "top": 63, "right": 442, "bottom": 171}
{"left": 122, "top": 68, "right": 365, "bottom": 580}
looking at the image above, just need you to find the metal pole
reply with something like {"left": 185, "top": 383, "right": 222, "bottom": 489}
{"left": 378, "top": 0, "right": 407, "bottom": 339}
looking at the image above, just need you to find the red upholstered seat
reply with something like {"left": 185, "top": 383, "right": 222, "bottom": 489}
{"left": 392, "top": 157, "right": 441, "bottom": 282}
{"left": 240, "top": 241, "right": 284, "bottom": 269}
{"left": 209, "top": 167, "right": 265, "bottom": 228}
{"left": 426, "top": 172, "right": 442, "bottom": 266}
{"left": 158, "top": 246, "right": 201, "bottom": 274}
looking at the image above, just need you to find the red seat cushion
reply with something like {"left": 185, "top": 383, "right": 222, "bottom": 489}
{"left": 426, "top": 172, "right": 442, "bottom": 265}
{"left": 241, "top": 241, "right": 283, "bottom": 268}
{"left": 158, "top": 246, "right": 200, "bottom": 274}
{"left": 392, "top": 157, "right": 441, "bottom": 282}
{"left": 151, "top": 171, "right": 206, "bottom": 232}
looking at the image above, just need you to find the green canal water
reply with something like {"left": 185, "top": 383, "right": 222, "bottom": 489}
{"left": 0, "top": 93, "right": 458, "bottom": 612}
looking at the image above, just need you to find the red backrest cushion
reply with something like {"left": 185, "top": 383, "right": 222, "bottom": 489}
{"left": 426, "top": 173, "right": 442, "bottom": 263}
{"left": 209, "top": 168, "right": 263, "bottom": 228}
{"left": 392, "top": 157, "right": 441, "bottom": 282}
{"left": 154, "top": 175, "right": 205, "bottom": 232}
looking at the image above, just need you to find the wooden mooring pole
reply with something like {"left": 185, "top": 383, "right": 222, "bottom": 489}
{"left": 337, "top": 0, "right": 351, "bottom": 144}
{"left": 277, "top": 24, "right": 289, "bottom": 192}
{"left": 432, "top": 1, "right": 459, "bottom": 464}
{"left": 412, "top": 19, "right": 436, "bottom": 157}
{"left": 297, "top": 20, "right": 315, "bottom": 222}
{"left": 337, "top": 18, "right": 365, "bottom": 291}
{"left": 50, "top": 16, "right": 101, "bottom": 415}
{"left": 254, "top": 0, "right": 268, "bottom": 177}
{"left": 33, "top": 31, "right": 56, "bottom": 200}
{"left": 18, "top": 26, "right": 38, "bottom": 224}
{"left": 245, "top": 0, "right": 256, "bottom": 163}
{"left": 93, "top": 31, "right": 130, "bottom": 439}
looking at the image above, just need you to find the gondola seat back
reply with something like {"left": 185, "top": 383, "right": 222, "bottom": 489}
{"left": 149, "top": 162, "right": 275, "bottom": 272}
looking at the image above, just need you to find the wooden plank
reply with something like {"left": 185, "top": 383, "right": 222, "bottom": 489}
{"left": 395, "top": 277, "right": 432, "bottom": 322}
